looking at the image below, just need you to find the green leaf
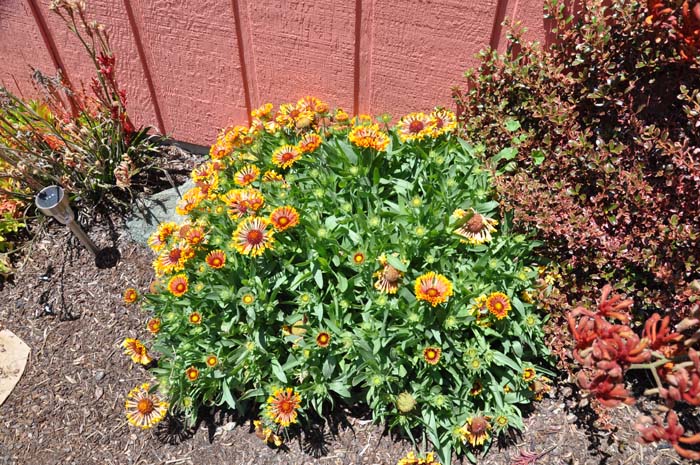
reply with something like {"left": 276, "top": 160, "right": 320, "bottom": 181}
{"left": 492, "top": 351, "right": 520, "bottom": 372}
{"left": 532, "top": 149, "right": 545, "bottom": 165}
{"left": 337, "top": 273, "right": 348, "bottom": 292}
{"left": 505, "top": 119, "right": 521, "bottom": 132}
{"left": 457, "top": 138, "right": 475, "bottom": 156}
{"left": 240, "top": 387, "right": 264, "bottom": 401}
{"left": 322, "top": 357, "right": 336, "bottom": 378}
{"left": 221, "top": 380, "right": 237, "bottom": 409}
{"left": 385, "top": 254, "right": 408, "bottom": 272}
{"left": 336, "top": 139, "right": 358, "bottom": 164}
{"left": 270, "top": 358, "right": 288, "bottom": 383}
{"left": 492, "top": 147, "right": 518, "bottom": 163}
{"left": 314, "top": 269, "right": 324, "bottom": 289}
{"left": 328, "top": 380, "right": 351, "bottom": 398}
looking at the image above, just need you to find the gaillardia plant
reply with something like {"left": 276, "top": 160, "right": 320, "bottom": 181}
{"left": 132, "top": 98, "right": 550, "bottom": 463}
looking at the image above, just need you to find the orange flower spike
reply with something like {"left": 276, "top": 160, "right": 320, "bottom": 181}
{"left": 644, "top": 313, "right": 683, "bottom": 351}
{"left": 638, "top": 411, "right": 700, "bottom": 460}
{"left": 597, "top": 284, "right": 632, "bottom": 323}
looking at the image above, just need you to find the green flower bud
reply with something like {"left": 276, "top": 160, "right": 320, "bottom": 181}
{"left": 396, "top": 391, "right": 417, "bottom": 413}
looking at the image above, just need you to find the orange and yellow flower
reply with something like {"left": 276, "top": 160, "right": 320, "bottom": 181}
{"left": 486, "top": 292, "right": 511, "bottom": 319}
{"left": 254, "top": 419, "right": 283, "bottom": 447}
{"left": 205, "top": 249, "right": 226, "bottom": 269}
{"left": 241, "top": 293, "right": 255, "bottom": 305}
{"left": 397, "top": 451, "right": 441, "bottom": 465}
{"left": 206, "top": 355, "right": 219, "bottom": 368}
{"left": 121, "top": 338, "right": 152, "bottom": 365}
{"left": 316, "top": 331, "right": 331, "bottom": 348}
{"left": 297, "top": 133, "right": 322, "bottom": 153}
{"left": 251, "top": 102, "right": 274, "bottom": 120}
{"left": 234, "top": 164, "right": 260, "bottom": 186}
{"left": 221, "top": 188, "right": 265, "bottom": 219}
{"left": 452, "top": 209, "right": 498, "bottom": 245}
{"left": 348, "top": 124, "right": 390, "bottom": 151}
{"left": 148, "top": 221, "right": 177, "bottom": 252}
{"left": 167, "top": 274, "right": 189, "bottom": 297}
{"left": 188, "top": 311, "right": 202, "bottom": 325}
{"left": 469, "top": 295, "right": 491, "bottom": 327}
{"left": 147, "top": 318, "right": 161, "bottom": 334}
{"left": 209, "top": 140, "right": 231, "bottom": 160}
{"left": 123, "top": 288, "right": 138, "bottom": 304}
{"left": 427, "top": 108, "right": 457, "bottom": 137}
{"left": 271, "top": 145, "right": 302, "bottom": 169}
{"left": 185, "top": 366, "right": 199, "bottom": 382}
{"left": 396, "top": 112, "right": 431, "bottom": 142}
{"left": 423, "top": 346, "right": 442, "bottom": 365}
{"left": 191, "top": 161, "right": 219, "bottom": 183}
{"left": 125, "top": 383, "right": 168, "bottom": 429}
{"left": 266, "top": 387, "right": 301, "bottom": 427}
{"left": 176, "top": 187, "right": 205, "bottom": 215}
{"left": 233, "top": 217, "right": 274, "bottom": 256}
{"left": 414, "top": 272, "right": 453, "bottom": 307}
{"left": 181, "top": 224, "right": 206, "bottom": 246}
{"left": 374, "top": 254, "right": 404, "bottom": 294}
{"left": 262, "top": 170, "right": 286, "bottom": 184}
{"left": 352, "top": 252, "right": 365, "bottom": 265}
{"left": 269, "top": 206, "right": 299, "bottom": 231}
{"left": 459, "top": 416, "right": 491, "bottom": 447}
{"left": 523, "top": 367, "right": 536, "bottom": 382}
{"left": 529, "top": 376, "right": 552, "bottom": 401}
{"left": 155, "top": 244, "right": 188, "bottom": 275}
{"left": 470, "top": 380, "right": 483, "bottom": 396}
{"left": 296, "top": 96, "right": 328, "bottom": 114}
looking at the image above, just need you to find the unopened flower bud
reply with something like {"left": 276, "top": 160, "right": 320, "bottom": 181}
{"left": 396, "top": 392, "right": 416, "bottom": 413}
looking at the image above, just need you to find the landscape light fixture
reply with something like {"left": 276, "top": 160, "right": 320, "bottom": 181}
{"left": 35, "top": 185, "right": 120, "bottom": 268}
{"left": 35, "top": 185, "right": 98, "bottom": 255}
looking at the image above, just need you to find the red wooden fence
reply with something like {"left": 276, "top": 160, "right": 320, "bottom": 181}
{"left": 1, "top": 0, "right": 553, "bottom": 146}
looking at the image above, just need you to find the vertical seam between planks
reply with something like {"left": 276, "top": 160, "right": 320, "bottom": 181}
{"left": 25, "top": 0, "right": 78, "bottom": 116}
{"left": 352, "top": 0, "right": 362, "bottom": 115}
{"left": 353, "top": 0, "right": 373, "bottom": 115}
{"left": 122, "top": 0, "right": 166, "bottom": 135}
{"left": 489, "top": 0, "right": 511, "bottom": 51}
{"left": 231, "top": 0, "right": 257, "bottom": 123}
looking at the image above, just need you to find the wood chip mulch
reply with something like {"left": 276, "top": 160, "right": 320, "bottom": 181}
{"left": 0, "top": 200, "right": 688, "bottom": 465}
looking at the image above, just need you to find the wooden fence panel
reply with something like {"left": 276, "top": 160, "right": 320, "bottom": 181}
{"left": 0, "top": 0, "right": 58, "bottom": 97}
{"left": 368, "top": 0, "right": 501, "bottom": 118}
{"left": 245, "top": 0, "right": 357, "bottom": 113}
{"left": 128, "top": 0, "right": 249, "bottom": 143}
{"left": 2, "top": 0, "right": 550, "bottom": 146}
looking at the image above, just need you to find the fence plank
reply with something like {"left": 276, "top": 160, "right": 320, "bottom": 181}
{"left": 129, "top": 0, "right": 249, "bottom": 144}
{"left": 3, "top": 0, "right": 552, "bottom": 145}
{"left": 0, "top": 0, "right": 56, "bottom": 97}
{"left": 246, "top": 0, "right": 356, "bottom": 112}
{"left": 368, "top": 0, "right": 500, "bottom": 119}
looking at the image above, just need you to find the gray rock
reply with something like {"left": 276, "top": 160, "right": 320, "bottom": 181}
{"left": 125, "top": 180, "right": 194, "bottom": 245}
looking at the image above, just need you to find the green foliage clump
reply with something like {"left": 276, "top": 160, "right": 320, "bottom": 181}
{"left": 454, "top": 0, "right": 700, "bottom": 327}
{"left": 134, "top": 99, "right": 550, "bottom": 464}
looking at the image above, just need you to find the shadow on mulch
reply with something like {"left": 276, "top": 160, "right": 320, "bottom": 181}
{"left": 154, "top": 398, "right": 374, "bottom": 459}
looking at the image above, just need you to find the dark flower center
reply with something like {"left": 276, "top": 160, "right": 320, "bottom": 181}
{"left": 137, "top": 398, "right": 155, "bottom": 414}
{"left": 278, "top": 399, "right": 295, "bottom": 414}
{"left": 466, "top": 214, "right": 485, "bottom": 233}
{"left": 409, "top": 120, "right": 424, "bottom": 133}
{"left": 247, "top": 230, "right": 264, "bottom": 244}
{"left": 384, "top": 265, "right": 400, "bottom": 282}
